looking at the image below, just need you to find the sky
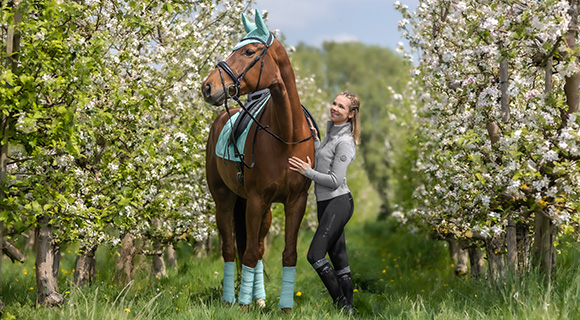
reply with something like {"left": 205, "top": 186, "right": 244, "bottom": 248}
{"left": 252, "top": 0, "right": 417, "bottom": 50}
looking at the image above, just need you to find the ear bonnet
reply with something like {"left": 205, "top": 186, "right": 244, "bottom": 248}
{"left": 232, "top": 9, "right": 273, "bottom": 51}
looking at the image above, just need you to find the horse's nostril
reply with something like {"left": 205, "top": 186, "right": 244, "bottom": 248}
{"left": 203, "top": 83, "right": 212, "bottom": 98}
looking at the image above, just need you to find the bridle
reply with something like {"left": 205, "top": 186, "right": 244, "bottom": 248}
{"left": 216, "top": 34, "right": 314, "bottom": 168}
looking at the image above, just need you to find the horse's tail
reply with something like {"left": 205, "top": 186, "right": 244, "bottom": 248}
{"left": 233, "top": 196, "right": 247, "bottom": 269}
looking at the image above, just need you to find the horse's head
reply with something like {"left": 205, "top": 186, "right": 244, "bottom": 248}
{"left": 202, "top": 9, "right": 282, "bottom": 106}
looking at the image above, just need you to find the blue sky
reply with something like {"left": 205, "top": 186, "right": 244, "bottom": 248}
{"left": 252, "top": 0, "right": 417, "bottom": 50}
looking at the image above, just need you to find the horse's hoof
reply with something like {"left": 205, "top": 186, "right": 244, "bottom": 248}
{"left": 256, "top": 299, "right": 266, "bottom": 308}
{"left": 281, "top": 308, "right": 292, "bottom": 314}
{"left": 240, "top": 304, "right": 249, "bottom": 312}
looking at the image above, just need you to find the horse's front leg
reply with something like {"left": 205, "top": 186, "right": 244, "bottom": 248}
{"left": 279, "top": 193, "right": 308, "bottom": 310}
{"left": 213, "top": 192, "right": 238, "bottom": 304}
{"left": 238, "top": 194, "right": 270, "bottom": 306}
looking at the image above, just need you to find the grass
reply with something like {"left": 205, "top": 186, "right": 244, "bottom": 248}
{"left": 3, "top": 219, "right": 580, "bottom": 319}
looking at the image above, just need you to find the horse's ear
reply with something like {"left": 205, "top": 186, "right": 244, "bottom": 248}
{"left": 242, "top": 12, "right": 256, "bottom": 33}
{"left": 254, "top": 9, "right": 269, "bottom": 38}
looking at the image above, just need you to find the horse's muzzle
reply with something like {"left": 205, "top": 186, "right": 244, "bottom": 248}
{"left": 202, "top": 81, "right": 226, "bottom": 106}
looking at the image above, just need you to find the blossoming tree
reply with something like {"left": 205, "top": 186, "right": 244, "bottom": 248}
{"left": 1, "top": 0, "right": 251, "bottom": 306}
{"left": 397, "top": 0, "right": 580, "bottom": 280}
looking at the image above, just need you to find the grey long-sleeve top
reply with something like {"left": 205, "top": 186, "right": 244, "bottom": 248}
{"left": 304, "top": 121, "right": 356, "bottom": 201}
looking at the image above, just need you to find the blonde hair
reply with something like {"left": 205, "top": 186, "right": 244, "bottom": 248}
{"left": 339, "top": 91, "right": 361, "bottom": 145}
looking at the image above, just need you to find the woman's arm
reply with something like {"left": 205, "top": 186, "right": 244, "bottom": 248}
{"left": 303, "top": 141, "right": 355, "bottom": 189}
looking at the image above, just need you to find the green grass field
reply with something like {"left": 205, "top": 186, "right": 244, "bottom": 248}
{"left": 2, "top": 219, "right": 580, "bottom": 319}
{"left": 2, "top": 159, "right": 580, "bottom": 319}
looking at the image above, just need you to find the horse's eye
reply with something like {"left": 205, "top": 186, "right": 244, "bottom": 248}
{"left": 243, "top": 49, "right": 255, "bottom": 56}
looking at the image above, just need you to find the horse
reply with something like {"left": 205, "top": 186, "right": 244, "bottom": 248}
{"left": 201, "top": 10, "right": 315, "bottom": 311}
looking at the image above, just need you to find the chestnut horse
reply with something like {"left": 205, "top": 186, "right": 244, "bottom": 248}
{"left": 201, "top": 10, "right": 314, "bottom": 310}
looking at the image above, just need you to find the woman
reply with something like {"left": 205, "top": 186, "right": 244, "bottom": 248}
{"left": 288, "top": 92, "right": 360, "bottom": 314}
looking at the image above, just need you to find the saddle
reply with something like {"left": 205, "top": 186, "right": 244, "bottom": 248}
{"left": 229, "top": 88, "right": 271, "bottom": 150}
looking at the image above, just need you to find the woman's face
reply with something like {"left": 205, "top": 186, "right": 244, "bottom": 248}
{"left": 330, "top": 94, "right": 353, "bottom": 125}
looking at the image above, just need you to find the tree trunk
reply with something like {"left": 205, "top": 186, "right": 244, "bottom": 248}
{"left": 74, "top": 245, "right": 97, "bottom": 286}
{"left": 194, "top": 239, "right": 208, "bottom": 258}
{"left": 24, "top": 230, "right": 35, "bottom": 251}
{"left": 167, "top": 244, "right": 177, "bottom": 269}
{"left": 516, "top": 222, "right": 531, "bottom": 272}
{"left": 446, "top": 237, "right": 468, "bottom": 276}
{"left": 150, "top": 218, "right": 167, "bottom": 278}
{"left": 152, "top": 242, "right": 167, "bottom": 278}
{"left": 533, "top": 210, "right": 556, "bottom": 281}
{"left": 468, "top": 246, "right": 485, "bottom": 279}
{"left": 35, "top": 215, "right": 64, "bottom": 307}
{"left": 485, "top": 236, "right": 506, "bottom": 284}
{"left": 116, "top": 233, "right": 137, "bottom": 285}
{"left": 562, "top": 0, "right": 580, "bottom": 127}
{"left": 52, "top": 244, "right": 61, "bottom": 290}
{"left": 507, "top": 219, "right": 517, "bottom": 271}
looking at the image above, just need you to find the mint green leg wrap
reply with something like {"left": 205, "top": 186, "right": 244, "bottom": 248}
{"left": 253, "top": 260, "right": 266, "bottom": 300}
{"left": 278, "top": 266, "right": 296, "bottom": 309}
{"left": 222, "top": 262, "right": 236, "bottom": 304}
{"left": 238, "top": 264, "right": 255, "bottom": 305}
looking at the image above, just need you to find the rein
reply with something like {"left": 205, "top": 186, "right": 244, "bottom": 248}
{"left": 216, "top": 34, "right": 314, "bottom": 169}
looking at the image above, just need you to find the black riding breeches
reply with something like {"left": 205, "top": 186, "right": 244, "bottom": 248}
{"left": 307, "top": 193, "right": 354, "bottom": 272}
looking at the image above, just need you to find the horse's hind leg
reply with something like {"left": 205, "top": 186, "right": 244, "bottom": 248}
{"left": 253, "top": 208, "right": 272, "bottom": 307}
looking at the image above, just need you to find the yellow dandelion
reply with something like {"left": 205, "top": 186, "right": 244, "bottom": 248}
{"left": 326, "top": 312, "right": 330, "bottom": 317}
{"left": 421, "top": 289, "right": 425, "bottom": 293}
{"left": 382, "top": 269, "right": 386, "bottom": 273}
{"left": 125, "top": 308, "right": 131, "bottom": 312}
{"left": 296, "top": 291, "right": 302, "bottom": 297}
{"left": 380, "top": 278, "right": 384, "bottom": 281}
{"left": 65, "top": 291, "right": 70, "bottom": 294}
{"left": 354, "top": 289, "right": 358, "bottom": 293}
{"left": 176, "top": 308, "right": 179, "bottom": 311}
{"left": 395, "top": 265, "right": 399, "bottom": 268}
{"left": 475, "top": 294, "right": 478, "bottom": 298}
{"left": 390, "top": 279, "right": 395, "bottom": 283}
{"left": 29, "top": 287, "right": 34, "bottom": 290}
{"left": 23, "top": 269, "right": 28, "bottom": 275}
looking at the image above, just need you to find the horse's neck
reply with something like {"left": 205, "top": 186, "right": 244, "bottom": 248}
{"left": 268, "top": 59, "right": 305, "bottom": 141}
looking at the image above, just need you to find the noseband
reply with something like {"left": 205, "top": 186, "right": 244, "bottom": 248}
{"left": 215, "top": 34, "right": 314, "bottom": 169}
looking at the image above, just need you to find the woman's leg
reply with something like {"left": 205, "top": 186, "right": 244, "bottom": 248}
{"left": 328, "top": 194, "right": 355, "bottom": 308}
{"left": 307, "top": 194, "right": 353, "bottom": 306}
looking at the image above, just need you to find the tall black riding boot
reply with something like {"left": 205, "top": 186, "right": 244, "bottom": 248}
{"left": 337, "top": 271, "right": 354, "bottom": 306}
{"left": 313, "top": 259, "right": 345, "bottom": 306}
{"left": 337, "top": 270, "right": 357, "bottom": 316}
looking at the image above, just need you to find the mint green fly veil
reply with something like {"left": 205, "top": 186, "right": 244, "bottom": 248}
{"left": 232, "top": 9, "right": 273, "bottom": 51}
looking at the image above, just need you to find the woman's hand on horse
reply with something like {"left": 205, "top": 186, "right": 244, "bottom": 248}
{"left": 288, "top": 156, "right": 312, "bottom": 175}
{"left": 307, "top": 118, "right": 318, "bottom": 140}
